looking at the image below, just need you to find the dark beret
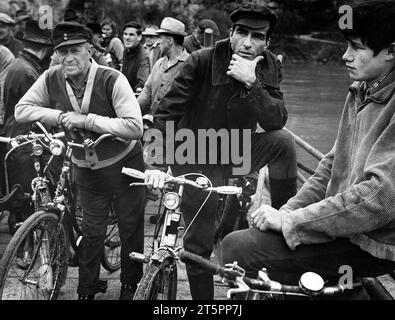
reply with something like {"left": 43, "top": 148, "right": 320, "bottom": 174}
{"left": 52, "top": 22, "right": 92, "bottom": 49}
{"left": 230, "top": 3, "right": 278, "bottom": 30}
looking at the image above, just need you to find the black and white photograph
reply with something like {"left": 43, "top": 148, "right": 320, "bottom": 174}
{"left": 0, "top": 0, "right": 395, "bottom": 312}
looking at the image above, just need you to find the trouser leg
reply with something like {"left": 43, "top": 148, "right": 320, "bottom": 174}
{"left": 76, "top": 179, "right": 112, "bottom": 295}
{"left": 250, "top": 130, "right": 298, "bottom": 209}
{"left": 222, "top": 228, "right": 395, "bottom": 285}
{"left": 76, "top": 143, "right": 146, "bottom": 294}
{"left": 171, "top": 164, "right": 225, "bottom": 300}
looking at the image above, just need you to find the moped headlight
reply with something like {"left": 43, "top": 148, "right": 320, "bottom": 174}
{"left": 163, "top": 192, "right": 180, "bottom": 210}
{"left": 32, "top": 142, "right": 44, "bottom": 156}
{"left": 49, "top": 139, "right": 65, "bottom": 156}
{"left": 299, "top": 272, "right": 324, "bottom": 295}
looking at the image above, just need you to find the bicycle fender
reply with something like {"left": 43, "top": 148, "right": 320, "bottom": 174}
{"left": 151, "top": 249, "right": 174, "bottom": 263}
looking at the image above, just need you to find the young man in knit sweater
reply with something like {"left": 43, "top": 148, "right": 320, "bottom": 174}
{"left": 14, "top": 22, "right": 145, "bottom": 300}
{"left": 222, "top": 1, "right": 395, "bottom": 287}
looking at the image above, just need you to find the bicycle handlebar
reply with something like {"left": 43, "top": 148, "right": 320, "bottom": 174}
{"left": 178, "top": 249, "right": 362, "bottom": 298}
{"left": 121, "top": 168, "right": 242, "bottom": 195}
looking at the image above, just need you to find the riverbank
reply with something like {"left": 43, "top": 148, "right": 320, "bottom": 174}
{"left": 271, "top": 34, "right": 347, "bottom": 65}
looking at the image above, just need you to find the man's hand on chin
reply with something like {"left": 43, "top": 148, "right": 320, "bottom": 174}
{"left": 227, "top": 54, "right": 264, "bottom": 89}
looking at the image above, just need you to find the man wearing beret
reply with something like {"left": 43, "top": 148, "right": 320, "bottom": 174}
{"left": 15, "top": 22, "right": 146, "bottom": 300}
{"left": 145, "top": 3, "right": 297, "bottom": 299}
{"left": 0, "top": 12, "right": 23, "bottom": 57}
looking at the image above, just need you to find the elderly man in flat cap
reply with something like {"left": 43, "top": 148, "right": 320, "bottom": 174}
{"left": 144, "top": 3, "right": 297, "bottom": 299}
{"left": 15, "top": 21, "right": 146, "bottom": 300}
{"left": 0, "top": 12, "right": 23, "bottom": 57}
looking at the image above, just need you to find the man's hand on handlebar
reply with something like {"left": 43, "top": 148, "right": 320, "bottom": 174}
{"left": 144, "top": 169, "right": 168, "bottom": 189}
{"left": 251, "top": 204, "right": 282, "bottom": 232}
{"left": 59, "top": 112, "right": 87, "bottom": 131}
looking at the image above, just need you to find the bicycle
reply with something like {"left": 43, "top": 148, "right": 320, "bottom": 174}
{"left": 121, "top": 167, "right": 242, "bottom": 300}
{"left": 0, "top": 122, "right": 121, "bottom": 300}
{"left": 178, "top": 249, "right": 395, "bottom": 300}
{"left": 0, "top": 124, "right": 62, "bottom": 234}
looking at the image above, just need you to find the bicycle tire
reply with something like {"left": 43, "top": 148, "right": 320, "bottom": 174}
{"left": 101, "top": 213, "right": 121, "bottom": 272}
{"left": 0, "top": 210, "right": 69, "bottom": 300}
{"left": 133, "top": 258, "right": 177, "bottom": 300}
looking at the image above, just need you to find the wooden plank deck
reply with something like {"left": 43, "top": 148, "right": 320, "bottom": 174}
{"left": 0, "top": 196, "right": 228, "bottom": 300}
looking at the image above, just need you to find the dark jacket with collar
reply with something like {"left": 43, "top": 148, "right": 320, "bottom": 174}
{"left": 183, "top": 34, "right": 202, "bottom": 54}
{"left": 154, "top": 38, "right": 287, "bottom": 134}
{"left": 3, "top": 50, "right": 43, "bottom": 137}
{"left": 122, "top": 43, "right": 150, "bottom": 92}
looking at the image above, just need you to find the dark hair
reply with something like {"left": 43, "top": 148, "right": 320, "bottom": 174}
{"left": 341, "top": 1, "right": 395, "bottom": 56}
{"left": 123, "top": 21, "right": 142, "bottom": 36}
{"left": 101, "top": 18, "right": 117, "bottom": 36}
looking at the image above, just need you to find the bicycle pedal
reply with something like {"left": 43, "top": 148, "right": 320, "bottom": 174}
{"left": 96, "top": 279, "right": 108, "bottom": 294}
{"left": 149, "top": 215, "right": 158, "bottom": 224}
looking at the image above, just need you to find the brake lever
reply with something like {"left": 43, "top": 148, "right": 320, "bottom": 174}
{"left": 129, "top": 182, "right": 149, "bottom": 187}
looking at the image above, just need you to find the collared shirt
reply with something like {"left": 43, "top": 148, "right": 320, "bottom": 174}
{"left": 65, "top": 66, "right": 90, "bottom": 107}
{"left": 138, "top": 50, "right": 189, "bottom": 115}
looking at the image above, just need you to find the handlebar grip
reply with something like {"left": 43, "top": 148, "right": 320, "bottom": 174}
{"left": 216, "top": 186, "right": 242, "bottom": 195}
{"left": 53, "top": 132, "right": 65, "bottom": 139}
{"left": 0, "top": 136, "right": 11, "bottom": 144}
{"left": 179, "top": 250, "right": 225, "bottom": 276}
{"left": 122, "top": 167, "right": 145, "bottom": 180}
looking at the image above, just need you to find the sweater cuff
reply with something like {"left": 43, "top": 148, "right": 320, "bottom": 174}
{"left": 85, "top": 113, "right": 97, "bottom": 131}
{"left": 281, "top": 211, "right": 302, "bottom": 250}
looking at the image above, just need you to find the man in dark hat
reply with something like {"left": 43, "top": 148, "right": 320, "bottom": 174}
{"left": 183, "top": 18, "right": 220, "bottom": 53}
{"left": 0, "top": 12, "right": 23, "bottom": 57}
{"left": 144, "top": 3, "right": 297, "bottom": 299}
{"left": 63, "top": 8, "right": 80, "bottom": 23}
{"left": 2, "top": 19, "right": 52, "bottom": 208}
{"left": 121, "top": 21, "right": 150, "bottom": 93}
{"left": 14, "top": 9, "right": 31, "bottom": 39}
{"left": 15, "top": 21, "right": 146, "bottom": 300}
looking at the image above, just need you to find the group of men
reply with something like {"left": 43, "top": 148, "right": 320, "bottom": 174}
{"left": 0, "top": 0, "right": 395, "bottom": 301}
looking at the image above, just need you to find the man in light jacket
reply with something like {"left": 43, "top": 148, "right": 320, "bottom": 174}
{"left": 222, "top": 1, "right": 395, "bottom": 286}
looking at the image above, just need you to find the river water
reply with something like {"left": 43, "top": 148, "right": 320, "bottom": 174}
{"left": 281, "top": 62, "right": 352, "bottom": 172}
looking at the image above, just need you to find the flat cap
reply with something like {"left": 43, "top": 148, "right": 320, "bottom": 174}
{"left": 52, "top": 22, "right": 92, "bottom": 49}
{"left": 156, "top": 17, "right": 187, "bottom": 37}
{"left": 0, "top": 12, "right": 15, "bottom": 25}
{"left": 230, "top": 3, "right": 277, "bottom": 30}
{"left": 16, "top": 20, "right": 52, "bottom": 46}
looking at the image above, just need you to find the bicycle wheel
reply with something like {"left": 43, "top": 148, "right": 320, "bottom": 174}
{"left": 101, "top": 213, "right": 121, "bottom": 272}
{"left": 0, "top": 210, "right": 69, "bottom": 300}
{"left": 133, "top": 258, "right": 177, "bottom": 300}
